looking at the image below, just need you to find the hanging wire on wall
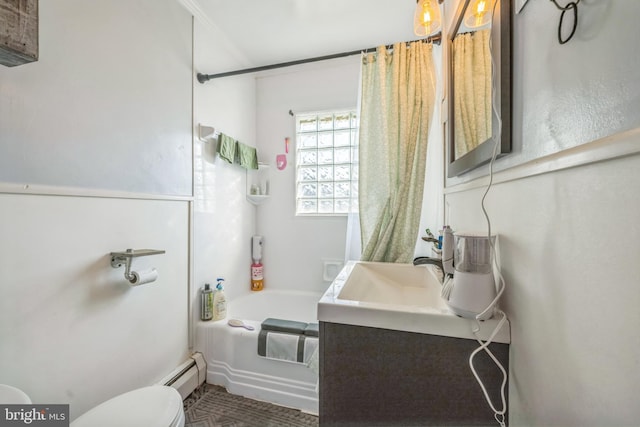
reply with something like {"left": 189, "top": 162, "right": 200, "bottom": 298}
{"left": 550, "top": 0, "right": 581, "bottom": 44}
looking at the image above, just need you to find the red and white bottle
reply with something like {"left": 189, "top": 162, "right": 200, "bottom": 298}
{"left": 251, "top": 235, "right": 264, "bottom": 291}
{"left": 251, "top": 260, "right": 264, "bottom": 291}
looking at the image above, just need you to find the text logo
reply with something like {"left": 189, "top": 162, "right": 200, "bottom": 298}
{"left": 0, "top": 405, "right": 69, "bottom": 426}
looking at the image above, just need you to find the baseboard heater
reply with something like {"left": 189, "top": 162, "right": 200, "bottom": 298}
{"left": 158, "top": 352, "right": 206, "bottom": 400}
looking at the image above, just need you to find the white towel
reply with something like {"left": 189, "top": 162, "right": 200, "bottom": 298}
{"left": 305, "top": 341, "right": 319, "bottom": 375}
{"left": 266, "top": 332, "right": 300, "bottom": 362}
{"left": 305, "top": 340, "right": 320, "bottom": 395}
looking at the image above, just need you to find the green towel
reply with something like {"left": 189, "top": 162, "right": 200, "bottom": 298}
{"left": 217, "top": 133, "right": 237, "bottom": 164}
{"left": 236, "top": 141, "right": 259, "bottom": 170}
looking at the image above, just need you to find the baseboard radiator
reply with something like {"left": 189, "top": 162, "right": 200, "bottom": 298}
{"left": 159, "top": 352, "right": 207, "bottom": 400}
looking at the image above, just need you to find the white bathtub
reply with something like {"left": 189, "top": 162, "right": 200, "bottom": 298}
{"left": 195, "top": 289, "right": 322, "bottom": 414}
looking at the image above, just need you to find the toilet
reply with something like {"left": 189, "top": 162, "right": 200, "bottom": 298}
{"left": 71, "top": 386, "right": 184, "bottom": 427}
{"left": 0, "top": 384, "right": 185, "bottom": 427}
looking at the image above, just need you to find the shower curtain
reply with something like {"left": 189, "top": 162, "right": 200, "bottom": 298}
{"left": 453, "top": 29, "right": 491, "bottom": 159}
{"left": 358, "top": 41, "right": 436, "bottom": 263}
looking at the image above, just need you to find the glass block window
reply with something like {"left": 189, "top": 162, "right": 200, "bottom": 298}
{"left": 295, "top": 110, "right": 359, "bottom": 216}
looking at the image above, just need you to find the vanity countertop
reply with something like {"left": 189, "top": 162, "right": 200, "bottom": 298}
{"left": 318, "top": 261, "right": 510, "bottom": 344}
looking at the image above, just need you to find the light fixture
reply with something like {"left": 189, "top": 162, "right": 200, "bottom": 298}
{"left": 465, "top": 0, "right": 492, "bottom": 29}
{"left": 413, "top": 0, "right": 441, "bottom": 37}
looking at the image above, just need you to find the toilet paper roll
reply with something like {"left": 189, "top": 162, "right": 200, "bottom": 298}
{"left": 129, "top": 268, "right": 158, "bottom": 286}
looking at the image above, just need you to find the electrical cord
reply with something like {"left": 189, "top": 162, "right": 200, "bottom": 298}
{"left": 466, "top": 0, "right": 509, "bottom": 425}
{"left": 468, "top": 134, "right": 508, "bottom": 426}
{"left": 441, "top": 275, "right": 454, "bottom": 300}
{"left": 471, "top": 310, "right": 508, "bottom": 426}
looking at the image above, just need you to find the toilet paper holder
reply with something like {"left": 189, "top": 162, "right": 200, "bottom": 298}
{"left": 110, "top": 249, "right": 165, "bottom": 285}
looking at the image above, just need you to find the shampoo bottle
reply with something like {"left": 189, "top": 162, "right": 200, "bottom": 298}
{"left": 213, "top": 278, "right": 227, "bottom": 321}
{"left": 200, "top": 284, "right": 213, "bottom": 321}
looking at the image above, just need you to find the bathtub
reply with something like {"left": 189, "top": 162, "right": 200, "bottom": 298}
{"left": 195, "top": 289, "right": 322, "bottom": 414}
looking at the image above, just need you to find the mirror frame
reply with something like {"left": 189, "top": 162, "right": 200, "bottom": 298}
{"left": 446, "top": 0, "right": 512, "bottom": 177}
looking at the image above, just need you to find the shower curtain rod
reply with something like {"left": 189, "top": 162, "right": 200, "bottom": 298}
{"left": 197, "top": 32, "right": 441, "bottom": 83}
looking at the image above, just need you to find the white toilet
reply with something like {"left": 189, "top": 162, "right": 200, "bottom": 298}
{"left": 0, "top": 384, "right": 185, "bottom": 427}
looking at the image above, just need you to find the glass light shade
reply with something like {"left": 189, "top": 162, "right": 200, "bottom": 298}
{"left": 413, "top": 0, "right": 441, "bottom": 37}
{"left": 464, "top": 0, "right": 492, "bottom": 28}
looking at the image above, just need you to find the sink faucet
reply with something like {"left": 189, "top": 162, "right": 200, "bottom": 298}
{"left": 413, "top": 257, "right": 446, "bottom": 282}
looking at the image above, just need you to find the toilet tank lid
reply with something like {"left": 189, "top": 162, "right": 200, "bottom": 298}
{"left": 71, "top": 385, "right": 183, "bottom": 427}
{"left": 0, "top": 385, "right": 32, "bottom": 404}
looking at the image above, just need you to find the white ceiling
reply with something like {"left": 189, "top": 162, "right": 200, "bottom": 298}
{"left": 192, "top": 0, "right": 425, "bottom": 70}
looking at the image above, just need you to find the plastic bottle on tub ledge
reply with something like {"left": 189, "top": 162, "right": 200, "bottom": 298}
{"left": 200, "top": 283, "right": 213, "bottom": 321}
{"left": 251, "top": 261, "right": 264, "bottom": 291}
{"left": 212, "top": 278, "right": 227, "bottom": 321}
{"left": 251, "top": 235, "right": 264, "bottom": 291}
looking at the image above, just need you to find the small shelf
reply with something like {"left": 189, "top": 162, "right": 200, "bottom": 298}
{"left": 110, "top": 249, "right": 165, "bottom": 258}
{"left": 110, "top": 249, "right": 166, "bottom": 269}
{"left": 246, "top": 194, "right": 269, "bottom": 205}
{"left": 246, "top": 163, "right": 270, "bottom": 205}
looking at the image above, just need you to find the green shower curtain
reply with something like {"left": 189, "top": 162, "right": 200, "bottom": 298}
{"left": 358, "top": 41, "right": 436, "bottom": 263}
{"left": 453, "top": 29, "right": 491, "bottom": 158}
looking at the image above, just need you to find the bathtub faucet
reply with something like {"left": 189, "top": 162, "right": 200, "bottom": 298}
{"left": 413, "top": 257, "right": 446, "bottom": 282}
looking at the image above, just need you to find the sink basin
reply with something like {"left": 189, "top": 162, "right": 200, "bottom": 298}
{"left": 318, "top": 261, "right": 510, "bottom": 343}
{"left": 337, "top": 262, "right": 445, "bottom": 308}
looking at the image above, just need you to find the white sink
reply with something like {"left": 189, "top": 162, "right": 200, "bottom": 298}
{"left": 318, "top": 261, "right": 510, "bottom": 343}
{"left": 336, "top": 262, "right": 446, "bottom": 308}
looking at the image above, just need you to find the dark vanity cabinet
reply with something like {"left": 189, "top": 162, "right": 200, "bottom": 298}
{"left": 319, "top": 321, "right": 509, "bottom": 426}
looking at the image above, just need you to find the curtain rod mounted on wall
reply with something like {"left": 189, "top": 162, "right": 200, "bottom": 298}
{"left": 197, "top": 32, "right": 441, "bottom": 83}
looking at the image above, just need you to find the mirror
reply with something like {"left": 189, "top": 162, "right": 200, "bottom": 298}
{"left": 447, "top": 0, "right": 512, "bottom": 177}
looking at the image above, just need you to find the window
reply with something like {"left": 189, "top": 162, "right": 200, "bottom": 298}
{"left": 295, "top": 110, "right": 359, "bottom": 215}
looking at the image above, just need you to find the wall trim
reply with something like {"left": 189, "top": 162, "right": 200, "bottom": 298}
{"left": 0, "top": 182, "right": 193, "bottom": 202}
{"left": 444, "top": 127, "right": 640, "bottom": 194}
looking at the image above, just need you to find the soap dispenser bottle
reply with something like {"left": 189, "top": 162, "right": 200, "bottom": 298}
{"left": 200, "top": 284, "right": 213, "bottom": 321}
{"left": 212, "top": 278, "right": 227, "bottom": 321}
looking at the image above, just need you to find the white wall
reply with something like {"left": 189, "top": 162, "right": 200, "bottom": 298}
{"left": 0, "top": 0, "right": 192, "bottom": 420}
{"left": 0, "top": 193, "right": 190, "bottom": 419}
{"left": 447, "top": 148, "right": 640, "bottom": 426}
{"left": 0, "top": 0, "right": 192, "bottom": 195}
{"left": 191, "top": 18, "right": 258, "bottom": 305}
{"left": 443, "top": 1, "right": 640, "bottom": 425}
{"left": 254, "top": 58, "right": 361, "bottom": 293}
